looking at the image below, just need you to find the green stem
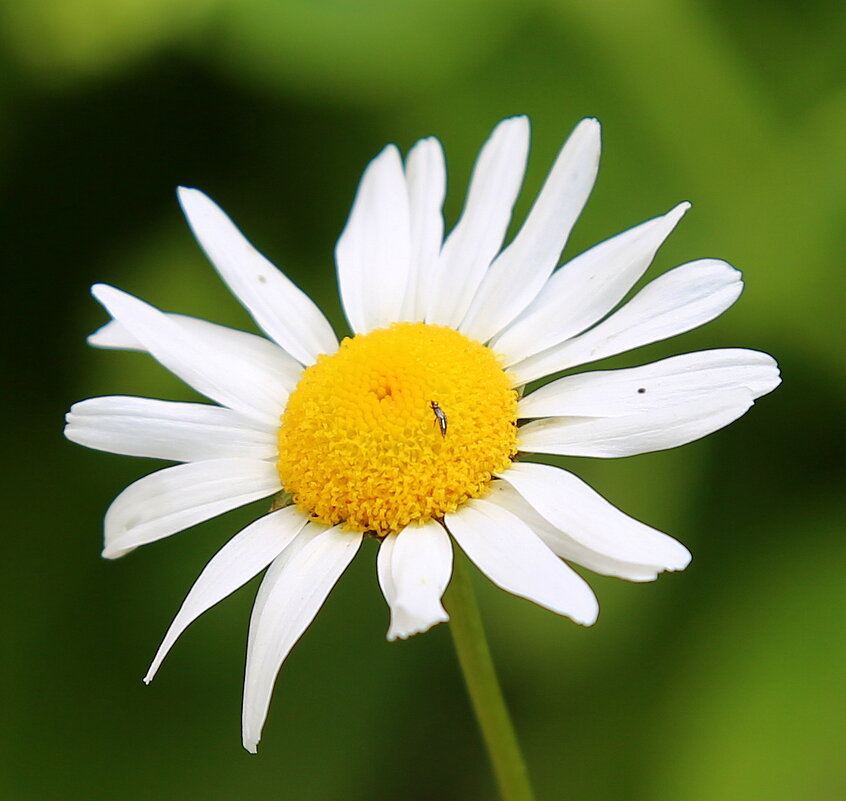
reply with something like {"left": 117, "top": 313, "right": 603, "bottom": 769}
{"left": 444, "top": 551, "right": 537, "bottom": 801}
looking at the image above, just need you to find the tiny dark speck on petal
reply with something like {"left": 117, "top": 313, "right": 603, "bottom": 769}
{"left": 258, "top": 275, "right": 267, "bottom": 283}
{"left": 637, "top": 387, "right": 646, "bottom": 394}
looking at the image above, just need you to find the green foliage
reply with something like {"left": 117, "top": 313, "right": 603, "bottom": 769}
{"left": 2, "top": 0, "right": 844, "bottom": 798}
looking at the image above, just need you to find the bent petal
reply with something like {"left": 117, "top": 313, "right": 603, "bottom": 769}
{"left": 426, "top": 116, "right": 530, "bottom": 328}
{"left": 103, "top": 458, "right": 281, "bottom": 559}
{"left": 177, "top": 188, "right": 338, "bottom": 366}
{"left": 91, "top": 285, "right": 293, "bottom": 427}
{"left": 510, "top": 258, "right": 743, "bottom": 386}
{"left": 497, "top": 463, "right": 690, "bottom": 572}
{"left": 377, "top": 521, "right": 452, "bottom": 641}
{"left": 460, "top": 118, "right": 601, "bottom": 344}
{"left": 242, "top": 524, "right": 362, "bottom": 753}
{"left": 518, "top": 349, "right": 781, "bottom": 419}
{"left": 517, "top": 389, "right": 754, "bottom": 458}
{"left": 493, "top": 203, "right": 689, "bottom": 366}
{"left": 65, "top": 396, "right": 278, "bottom": 462}
{"left": 335, "top": 145, "right": 412, "bottom": 334}
{"left": 445, "top": 498, "right": 598, "bottom": 625}
{"left": 144, "top": 506, "right": 308, "bottom": 683}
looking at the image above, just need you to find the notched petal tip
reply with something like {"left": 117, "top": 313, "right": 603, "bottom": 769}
{"left": 709, "top": 258, "right": 743, "bottom": 280}
{"left": 752, "top": 355, "right": 782, "bottom": 398}
{"left": 387, "top": 604, "right": 449, "bottom": 642}
{"left": 664, "top": 542, "right": 693, "bottom": 573}
{"left": 574, "top": 116, "right": 602, "bottom": 138}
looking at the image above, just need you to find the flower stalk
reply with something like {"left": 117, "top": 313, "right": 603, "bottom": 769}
{"left": 445, "top": 551, "right": 537, "bottom": 801}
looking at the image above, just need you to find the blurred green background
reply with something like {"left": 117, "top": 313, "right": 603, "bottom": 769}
{"left": 3, "top": 0, "right": 844, "bottom": 799}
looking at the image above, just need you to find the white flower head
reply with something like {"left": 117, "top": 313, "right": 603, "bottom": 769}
{"left": 64, "top": 116, "right": 780, "bottom": 752}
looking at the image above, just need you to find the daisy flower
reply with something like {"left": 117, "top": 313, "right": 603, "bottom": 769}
{"left": 64, "top": 116, "right": 780, "bottom": 753}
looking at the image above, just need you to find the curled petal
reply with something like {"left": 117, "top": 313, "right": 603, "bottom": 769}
{"left": 377, "top": 522, "right": 452, "bottom": 641}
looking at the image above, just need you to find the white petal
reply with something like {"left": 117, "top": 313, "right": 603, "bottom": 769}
{"left": 103, "top": 458, "right": 281, "bottom": 559}
{"left": 65, "top": 396, "right": 278, "bottom": 462}
{"left": 242, "top": 523, "right": 321, "bottom": 748}
{"left": 517, "top": 389, "right": 754, "bottom": 458}
{"left": 484, "top": 481, "right": 667, "bottom": 581}
{"left": 445, "top": 498, "right": 598, "bottom": 625}
{"left": 496, "top": 463, "right": 690, "bottom": 573}
{"left": 242, "top": 525, "right": 362, "bottom": 753}
{"left": 493, "top": 203, "right": 690, "bottom": 366}
{"left": 246, "top": 522, "right": 321, "bottom": 655}
{"left": 376, "top": 532, "right": 398, "bottom": 612}
{"left": 177, "top": 188, "right": 338, "bottom": 365}
{"left": 426, "top": 117, "right": 530, "bottom": 328}
{"left": 91, "top": 285, "right": 292, "bottom": 427}
{"left": 382, "top": 521, "right": 452, "bottom": 641}
{"left": 335, "top": 145, "right": 412, "bottom": 334}
{"left": 460, "top": 118, "right": 601, "bottom": 344}
{"left": 144, "top": 506, "right": 308, "bottom": 683}
{"left": 88, "top": 318, "right": 145, "bottom": 350}
{"left": 519, "top": 349, "right": 781, "bottom": 419}
{"left": 400, "top": 137, "right": 446, "bottom": 322}
{"left": 509, "top": 258, "right": 743, "bottom": 385}
{"left": 90, "top": 313, "right": 303, "bottom": 398}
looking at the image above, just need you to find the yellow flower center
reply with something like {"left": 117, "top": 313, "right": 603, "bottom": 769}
{"left": 277, "top": 322, "right": 518, "bottom": 535}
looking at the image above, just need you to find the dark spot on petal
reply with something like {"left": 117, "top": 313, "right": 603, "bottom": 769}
{"left": 258, "top": 274, "right": 267, "bottom": 283}
{"left": 637, "top": 387, "right": 646, "bottom": 394}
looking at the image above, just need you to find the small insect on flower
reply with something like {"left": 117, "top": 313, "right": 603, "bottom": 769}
{"left": 430, "top": 400, "right": 448, "bottom": 437}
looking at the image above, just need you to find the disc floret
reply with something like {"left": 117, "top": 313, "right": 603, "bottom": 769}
{"left": 277, "top": 323, "right": 518, "bottom": 535}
